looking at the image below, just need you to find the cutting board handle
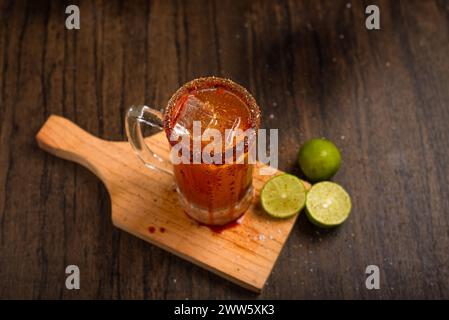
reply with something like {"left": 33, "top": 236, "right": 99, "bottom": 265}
{"left": 36, "top": 115, "right": 107, "bottom": 179}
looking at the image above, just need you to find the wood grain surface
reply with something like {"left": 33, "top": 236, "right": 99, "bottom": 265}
{"left": 1, "top": 0, "right": 449, "bottom": 299}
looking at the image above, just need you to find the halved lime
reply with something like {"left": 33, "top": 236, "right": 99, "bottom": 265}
{"left": 305, "top": 182, "right": 351, "bottom": 227}
{"left": 261, "top": 174, "right": 307, "bottom": 218}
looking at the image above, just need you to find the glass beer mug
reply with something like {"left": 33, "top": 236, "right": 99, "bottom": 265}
{"left": 126, "top": 77, "right": 260, "bottom": 226}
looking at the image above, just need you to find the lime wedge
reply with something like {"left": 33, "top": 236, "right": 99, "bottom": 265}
{"left": 305, "top": 182, "right": 351, "bottom": 227}
{"left": 261, "top": 174, "right": 307, "bottom": 218}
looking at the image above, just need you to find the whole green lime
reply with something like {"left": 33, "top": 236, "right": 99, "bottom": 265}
{"left": 298, "top": 138, "right": 341, "bottom": 182}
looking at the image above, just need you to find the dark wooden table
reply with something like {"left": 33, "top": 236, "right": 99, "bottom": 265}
{"left": 1, "top": 0, "right": 448, "bottom": 299}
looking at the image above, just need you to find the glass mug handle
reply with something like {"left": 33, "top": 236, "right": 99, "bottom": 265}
{"left": 125, "top": 105, "right": 173, "bottom": 175}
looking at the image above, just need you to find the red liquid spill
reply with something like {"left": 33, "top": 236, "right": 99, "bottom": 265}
{"left": 184, "top": 210, "right": 243, "bottom": 233}
{"left": 160, "top": 227, "right": 166, "bottom": 233}
{"left": 148, "top": 226, "right": 156, "bottom": 233}
{"left": 202, "top": 220, "right": 241, "bottom": 234}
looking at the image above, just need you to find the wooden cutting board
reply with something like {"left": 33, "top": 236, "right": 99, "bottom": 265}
{"left": 36, "top": 115, "right": 309, "bottom": 292}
